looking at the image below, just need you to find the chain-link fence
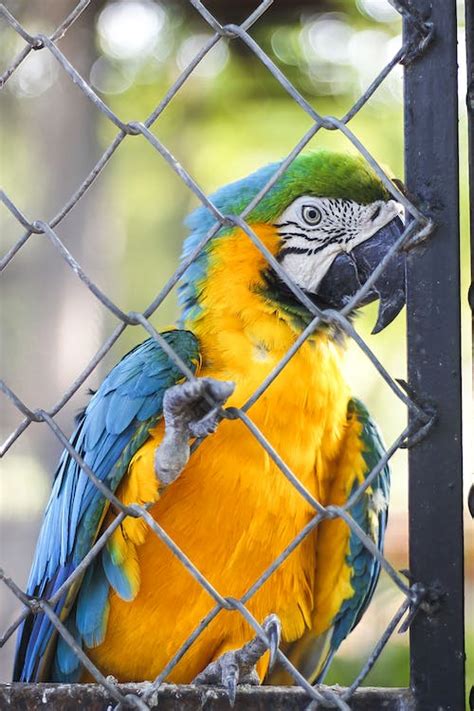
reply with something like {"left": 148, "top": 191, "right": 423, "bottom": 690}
{"left": 0, "top": 0, "right": 466, "bottom": 709}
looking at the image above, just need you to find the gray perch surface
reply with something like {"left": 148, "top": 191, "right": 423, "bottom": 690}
{"left": 0, "top": 683, "right": 416, "bottom": 710}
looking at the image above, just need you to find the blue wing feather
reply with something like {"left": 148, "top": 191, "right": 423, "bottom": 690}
{"left": 320, "top": 398, "right": 390, "bottom": 676}
{"left": 75, "top": 560, "right": 110, "bottom": 648}
{"left": 52, "top": 616, "right": 81, "bottom": 680}
{"left": 13, "top": 330, "right": 200, "bottom": 682}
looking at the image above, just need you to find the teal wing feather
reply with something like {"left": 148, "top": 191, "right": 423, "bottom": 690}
{"left": 316, "top": 397, "right": 390, "bottom": 681}
{"left": 13, "top": 330, "right": 200, "bottom": 683}
{"left": 268, "top": 397, "right": 390, "bottom": 684}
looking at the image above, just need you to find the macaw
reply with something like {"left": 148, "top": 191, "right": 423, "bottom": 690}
{"left": 14, "top": 150, "right": 404, "bottom": 698}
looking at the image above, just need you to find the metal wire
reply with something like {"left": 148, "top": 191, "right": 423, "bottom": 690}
{"left": 0, "top": 1, "right": 436, "bottom": 709}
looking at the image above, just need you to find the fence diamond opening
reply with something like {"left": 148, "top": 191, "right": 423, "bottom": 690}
{"left": 0, "top": 1, "right": 465, "bottom": 709}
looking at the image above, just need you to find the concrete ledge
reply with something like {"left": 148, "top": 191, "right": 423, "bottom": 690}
{"left": 0, "top": 683, "right": 415, "bottom": 709}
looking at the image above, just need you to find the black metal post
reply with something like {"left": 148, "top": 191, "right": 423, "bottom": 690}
{"left": 404, "top": 2, "right": 465, "bottom": 710}
{"left": 466, "top": 0, "right": 474, "bottom": 449}
{"left": 467, "top": 0, "right": 474, "bottom": 336}
{"left": 466, "top": 2, "right": 474, "bottom": 584}
{"left": 465, "top": 3, "right": 474, "bottom": 705}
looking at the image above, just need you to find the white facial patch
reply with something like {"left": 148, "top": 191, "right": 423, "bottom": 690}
{"left": 275, "top": 196, "right": 403, "bottom": 293}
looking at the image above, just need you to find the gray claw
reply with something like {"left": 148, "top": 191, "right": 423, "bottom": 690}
{"left": 264, "top": 614, "right": 281, "bottom": 670}
{"left": 155, "top": 377, "right": 235, "bottom": 487}
{"left": 205, "top": 378, "right": 235, "bottom": 403}
{"left": 222, "top": 657, "right": 239, "bottom": 707}
{"left": 188, "top": 410, "right": 220, "bottom": 438}
{"left": 193, "top": 614, "right": 281, "bottom": 707}
{"left": 163, "top": 377, "right": 234, "bottom": 430}
{"left": 184, "top": 378, "right": 235, "bottom": 437}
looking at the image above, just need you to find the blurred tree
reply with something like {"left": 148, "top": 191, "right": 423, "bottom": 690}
{"left": 2, "top": 0, "right": 107, "bottom": 466}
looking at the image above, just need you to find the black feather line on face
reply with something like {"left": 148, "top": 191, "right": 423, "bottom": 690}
{"left": 275, "top": 220, "right": 324, "bottom": 235}
{"left": 278, "top": 230, "right": 326, "bottom": 243}
{"left": 278, "top": 240, "right": 329, "bottom": 261}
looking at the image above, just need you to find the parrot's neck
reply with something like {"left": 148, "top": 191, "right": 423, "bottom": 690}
{"left": 181, "top": 225, "right": 350, "bottom": 461}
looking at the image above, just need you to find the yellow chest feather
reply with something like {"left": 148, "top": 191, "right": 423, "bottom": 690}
{"left": 88, "top": 227, "right": 353, "bottom": 683}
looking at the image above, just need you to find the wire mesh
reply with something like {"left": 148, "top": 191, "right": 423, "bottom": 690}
{"left": 0, "top": 0, "right": 440, "bottom": 708}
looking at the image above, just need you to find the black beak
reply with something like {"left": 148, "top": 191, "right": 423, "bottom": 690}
{"left": 314, "top": 216, "right": 406, "bottom": 334}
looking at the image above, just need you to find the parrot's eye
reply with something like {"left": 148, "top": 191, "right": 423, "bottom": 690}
{"left": 301, "top": 205, "right": 322, "bottom": 226}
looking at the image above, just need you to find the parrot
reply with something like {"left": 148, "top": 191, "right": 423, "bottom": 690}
{"left": 13, "top": 150, "right": 405, "bottom": 699}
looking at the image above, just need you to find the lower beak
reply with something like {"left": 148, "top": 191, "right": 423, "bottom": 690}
{"left": 314, "top": 216, "right": 406, "bottom": 333}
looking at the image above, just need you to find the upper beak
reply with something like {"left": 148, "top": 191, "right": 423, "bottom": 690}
{"left": 314, "top": 216, "right": 406, "bottom": 333}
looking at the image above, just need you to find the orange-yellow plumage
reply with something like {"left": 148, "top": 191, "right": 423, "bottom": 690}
{"left": 86, "top": 225, "right": 367, "bottom": 683}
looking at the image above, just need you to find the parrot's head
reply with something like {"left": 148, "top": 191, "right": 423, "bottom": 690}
{"left": 179, "top": 150, "right": 406, "bottom": 334}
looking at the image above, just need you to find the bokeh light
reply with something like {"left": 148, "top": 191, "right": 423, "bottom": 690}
{"left": 97, "top": 0, "right": 166, "bottom": 61}
{"left": 90, "top": 56, "right": 135, "bottom": 94}
{"left": 9, "top": 49, "right": 58, "bottom": 98}
{"left": 356, "top": 0, "right": 400, "bottom": 23}
{"left": 176, "top": 34, "right": 228, "bottom": 79}
{"left": 306, "top": 15, "right": 354, "bottom": 65}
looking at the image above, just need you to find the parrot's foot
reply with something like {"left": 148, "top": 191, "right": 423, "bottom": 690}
{"left": 155, "top": 377, "right": 235, "bottom": 486}
{"left": 193, "top": 614, "right": 281, "bottom": 707}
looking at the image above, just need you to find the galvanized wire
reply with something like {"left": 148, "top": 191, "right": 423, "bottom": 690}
{"left": 0, "top": 1, "right": 436, "bottom": 709}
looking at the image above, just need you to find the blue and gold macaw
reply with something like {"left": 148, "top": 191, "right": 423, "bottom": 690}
{"left": 14, "top": 150, "right": 404, "bottom": 697}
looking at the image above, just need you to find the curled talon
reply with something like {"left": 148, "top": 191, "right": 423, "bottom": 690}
{"left": 264, "top": 614, "right": 282, "bottom": 670}
{"left": 155, "top": 377, "right": 235, "bottom": 485}
{"left": 188, "top": 411, "right": 220, "bottom": 438}
{"left": 163, "top": 377, "right": 235, "bottom": 432}
{"left": 193, "top": 614, "right": 282, "bottom": 706}
{"left": 223, "top": 658, "right": 239, "bottom": 707}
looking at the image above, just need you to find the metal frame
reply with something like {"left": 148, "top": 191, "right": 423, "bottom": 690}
{"left": 404, "top": 3, "right": 465, "bottom": 709}
{"left": 0, "top": 1, "right": 466, "bottom": 709}
{"left": 466, "top": 0, "right": 474, "bottom": 702}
